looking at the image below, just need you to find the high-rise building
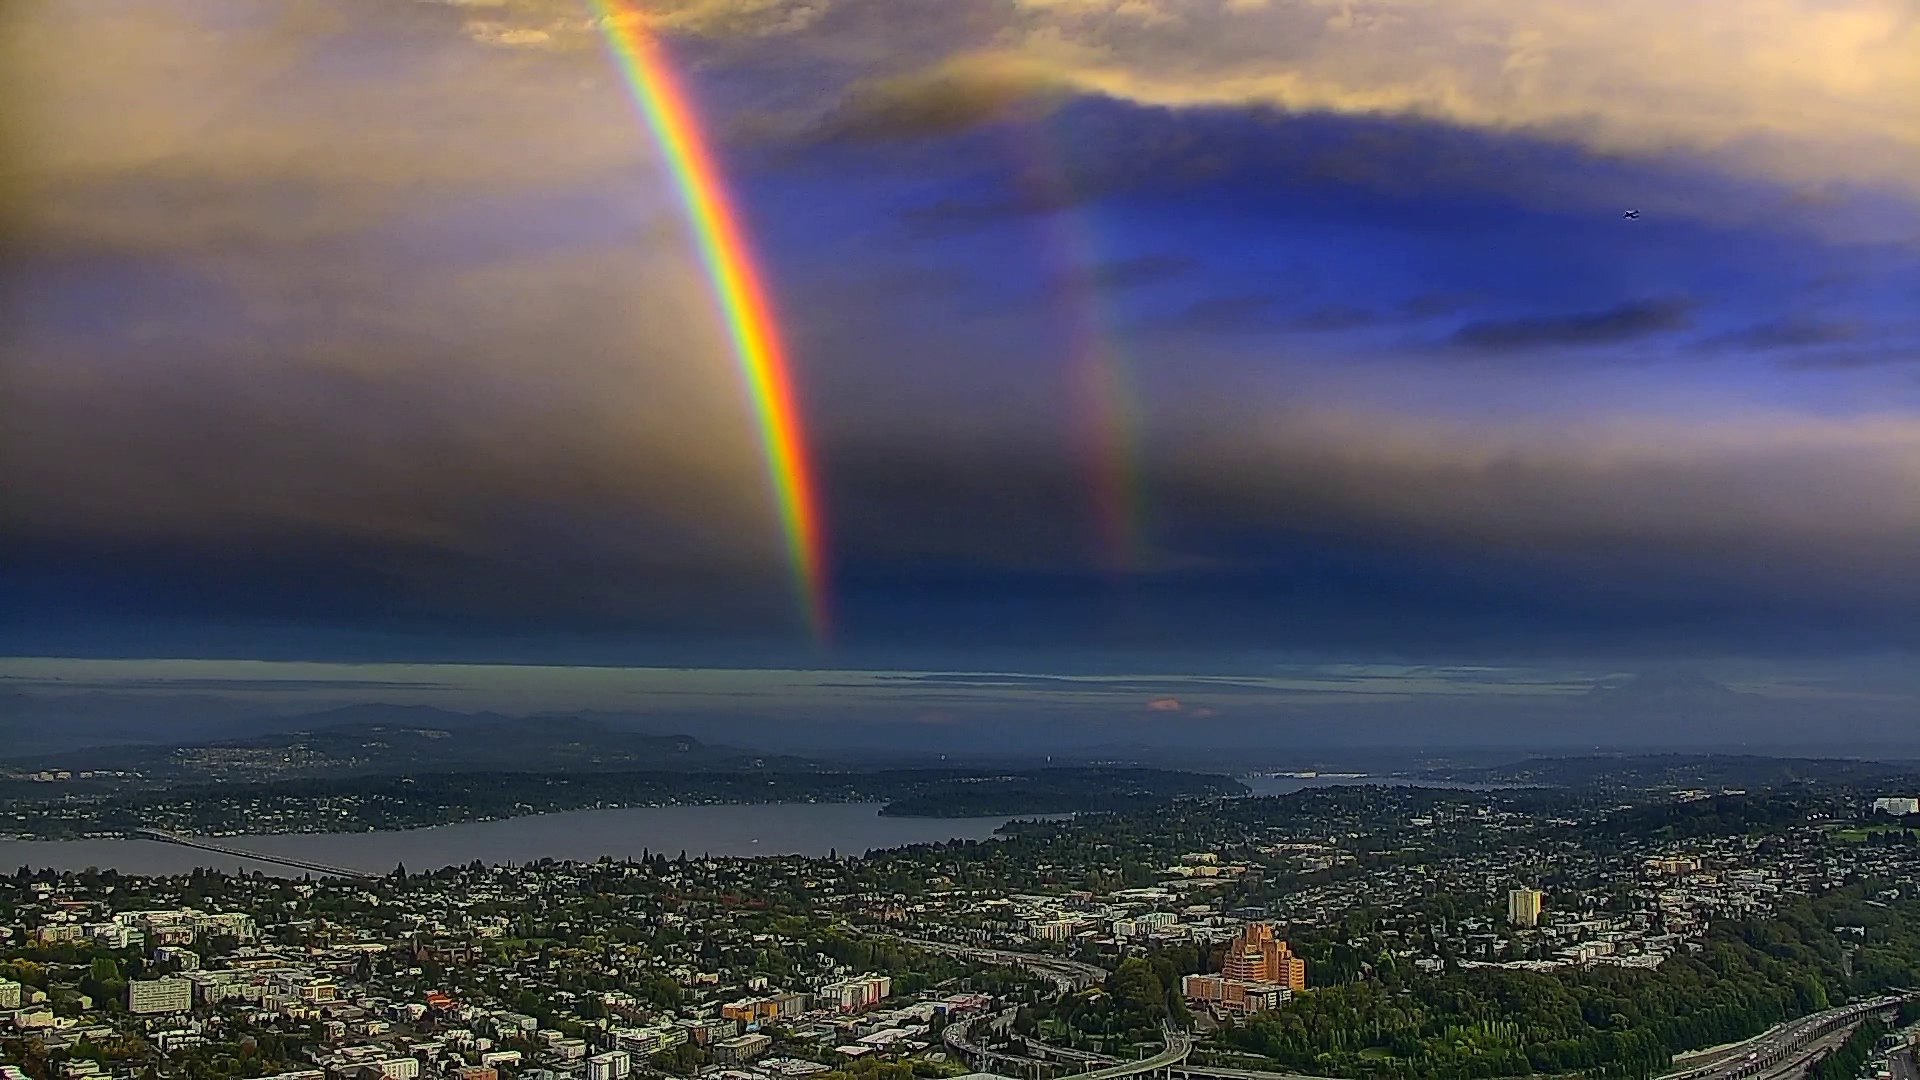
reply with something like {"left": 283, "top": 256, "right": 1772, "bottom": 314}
{"left": 1221, "top": 923, "right": 1307, "bottom": 990}
{"left": 0, "top": 979, "right": 20, "bottom": 1009}
{"left": 127, "top": 977, "right": 193, "bottom": 1015}
{"left": 1508, "top": 888, "right": 1544, "bottom": 927}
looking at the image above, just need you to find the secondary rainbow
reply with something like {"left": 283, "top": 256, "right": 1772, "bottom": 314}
{"left": 587, "top": 0, "right": 830, "bottom": 641}
{"left": 1016, "top": 117, "right": 1147, "bottom": 574}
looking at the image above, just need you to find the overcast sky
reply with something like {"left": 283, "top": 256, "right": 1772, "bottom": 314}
{"left": 4, "top": 0, "right": 1919, "bottom": 735}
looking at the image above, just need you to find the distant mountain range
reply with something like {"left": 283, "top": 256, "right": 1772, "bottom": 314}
{"left": 12, "top": 705, "right": 810, "bottom": 781}
{"left": 1582, "top": 669, "right": 1750, "bottom": 706}
{"left": 1429, "top": 753, "right": 1920, "bottom": 791}
{"left": 8, "top": 665, "right": 1920, "bottom": 778}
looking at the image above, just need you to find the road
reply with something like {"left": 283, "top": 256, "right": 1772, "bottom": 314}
{"left": 1023, "top": 1032, "right": 1340, "bottom": 1080}
{"left": 1748, "top": 1025, "right": 1857, "bottom": 1080}
{"left": 947, "top": 1008, "right": 1048, "bottom": 1078}
{"left": 1176, "top": 1067, "right": 1340, "bottom": 1080}
{"left": 1890, "top": 1044, "right": 1918, "bottom": 1080}
{"left": 1665, "top": 997, "right": 1905, "bottom": 1080}
{"left": 899, "top": 938, "right": 1109, "bottom": 993}
{"left": 1024, "top": 1037, "right": 1117, "bottom": 1066}
{"left": 927, "top": 937, "right": 1909, "bottom": 1080}
{"left": 1069, "top": 1029, "right": 1194, "bottom": 1080}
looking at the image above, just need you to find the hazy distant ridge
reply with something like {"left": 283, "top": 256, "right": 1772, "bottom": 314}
{"left": 12, "top": 706, "right": 808, "bottom": 781}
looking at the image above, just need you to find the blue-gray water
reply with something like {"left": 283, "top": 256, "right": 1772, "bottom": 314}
{"left": 1239, "top": 774, "right": 1511, "bottom": 796}
{"left": 0, "top": 777, "right": 1512, "bottom": 877}
{"left": 0, "top": 802, "right": 1029, "bottom": 877}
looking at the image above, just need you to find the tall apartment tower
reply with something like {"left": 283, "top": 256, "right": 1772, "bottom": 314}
{"left": 1222, "top": 923, "right": 1307, "bottom": 990}
{"left": 1508, "top": 887, "right": 1544, "bottom": 927}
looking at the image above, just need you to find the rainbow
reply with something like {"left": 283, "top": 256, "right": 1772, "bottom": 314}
{"left": 587, "top": 0, "right": 830, "bottom": 641}
{"left": 1014, "top": 119, "right": 1147, "bottom": 573}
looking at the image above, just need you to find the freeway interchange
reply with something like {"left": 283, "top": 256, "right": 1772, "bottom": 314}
{"left": 917, "top": 936, "right": 1912, "bottom": 1080}
{"left": 1665, "top": 997, "right": 1904, "bottom": 1080}
{"left": 902, "top": 938, "right": 1109, "bottom": 994}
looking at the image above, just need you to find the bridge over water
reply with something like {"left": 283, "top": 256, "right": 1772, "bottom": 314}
{"left": 133, "top": 829, "right": 369, "bottom": 878}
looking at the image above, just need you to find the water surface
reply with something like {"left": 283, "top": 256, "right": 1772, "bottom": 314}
{"left": 0, "top": 802, "right": 1024, "bottom": 877}
{"left": 1240, "top": 774, "right": 1521, "bottom": 796}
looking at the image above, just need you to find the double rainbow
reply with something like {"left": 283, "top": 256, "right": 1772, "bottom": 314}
{"left": 1017, "top": 118, "right": 1147, "bottom": 574}
{"left": 588, "top": 0, "right": 830, "bottom": 642}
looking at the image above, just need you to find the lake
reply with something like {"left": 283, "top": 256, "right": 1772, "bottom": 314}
{"left": 1238, "top": 774, "right": 1516, "bottom": 796}
{"left": 0, "top": 776, "right": 1519, "bottom": 877}
{"left": 0, "top": 802, "right": 1032, "bottom": 878}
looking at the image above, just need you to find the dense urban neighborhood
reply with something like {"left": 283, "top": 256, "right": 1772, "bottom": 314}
{"left": 11, "top": 776, "right": 1920, "bottom": 1080}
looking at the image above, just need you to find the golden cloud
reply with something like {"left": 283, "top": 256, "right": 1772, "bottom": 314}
{"left": 629, "top": 0, "right": 1920, "bottom": 193}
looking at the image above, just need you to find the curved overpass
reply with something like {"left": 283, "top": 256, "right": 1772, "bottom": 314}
{"left": 1065, "top": 1030, "right": 1193, "bottom": 1080}
{"left": 947, "top": 1009, "right": 1040, "bottom": 1077}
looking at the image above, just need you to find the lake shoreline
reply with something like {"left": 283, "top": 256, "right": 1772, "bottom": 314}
{"left": 0, "top": 800, "right": 1042, "bottom": 877}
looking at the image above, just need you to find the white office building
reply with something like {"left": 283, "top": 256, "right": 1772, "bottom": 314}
{"left": 586, "top": 1051, "right": 632, "bottom": 1080}
{"left": 127, "top": 978, "right": 193, "bottom": 1015}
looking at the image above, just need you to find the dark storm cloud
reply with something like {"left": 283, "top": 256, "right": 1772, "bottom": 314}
{"left": 1083, "top": 254, "right": 1197, "bottom": 290}
{"left": 17, "top": 387, "right": 1920, "bottom": 657}
{"left": 1038, "top": 254, "right": 1197, "bottom": 307}
{"left": 1448, "top": 298, "right": 1697, "bottom": 351}
{"left": 900, "top": 190, "right": 1085, "bottom": 234}
{"left": 867, "top": 99, "right": 1888, "bottom": 258}
{"left": 1156, "top": 296, "right": 1372, "bottom": 335}
{"left": 1288, "top": 304, "right": 1378, "bottom": 332}
{"left": 792, "top": 398, "right": 1920, "bottom": 657}
{"left": 0, "top": 676, "right": 455, "bottom": 693}
{"left": 1702, "top": 316, "right": 1860, "bottom": 350}
{"left": 1162, "top": 293, "right": 1281, "bottom": 333}
{"left": 816, "top": 55, "right": 1070, "bottom": 143}
{"left": 1399, "top": 293, "right": 1480, "bottom": 319}
{"left": 2, "top": 530, "right": 800, "bottom": 642}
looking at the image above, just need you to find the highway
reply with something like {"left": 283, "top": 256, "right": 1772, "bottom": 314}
{"left": 1889, "top": 1043, "right": 1918, "bottom": 1080}
{"left": 1012, "top": 997, "right": 1911, "bottom": 1080}
{"left": 1176, "top": 1067, "right": 1340, "bottom": 1080}
{"left": 1664, "top": 997, "right": 1905, "bottom": 1080}
{"left": 1024, "top": 1038, "right": 1117, "bottom": 1066}
{"left": 1068, "top": 1029, "right": 1194, "bottom": 1080}
{"left": 1023, "top": 1030, "right": 1340, "bottom": 1080}
{"left": 900, "top": 939, "right": 1109, "bottom": 993}
{"left": 927, "top": 936, "right": 1910, "bottom": 1080}
{"left": 950, "top": 1013, "right": 1201, "bottom": 1080}
{"left": 946, "top": 1008, "right": 1044, "bottom": 1078}
{"left": 134, "top": 829, "right": 369, "bottom": 878}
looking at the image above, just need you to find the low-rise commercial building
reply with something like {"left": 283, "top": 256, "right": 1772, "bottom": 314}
{"left": 714, "top": 1033, "right": 774, "bottom": 1066}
